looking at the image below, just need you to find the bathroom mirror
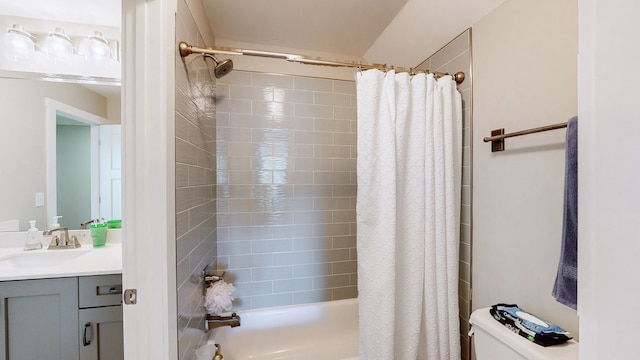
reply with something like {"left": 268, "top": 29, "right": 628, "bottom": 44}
{"left": 46, "top": 92, "right": 122, "bottom": 230}
{"left": 0, "top": 1, "right": 122, "bottom": 231}
{"left": 0, "top": 74, "right": 121, "bottom": 231}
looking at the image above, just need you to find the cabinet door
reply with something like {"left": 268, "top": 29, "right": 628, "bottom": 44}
{"left": 79, "top": 306, "right": 123, "bottom": 360}
{"left": 0, "top": 277, "right": 79, "bottom": 360}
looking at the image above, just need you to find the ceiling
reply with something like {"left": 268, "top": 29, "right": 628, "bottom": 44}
{"left": 202, "top": 0, "right": 508, "bottom": 66}
{"left": 0, "top": 0, "right": 120, "bottom": 27}
{"left": 202, "top": 0, "right": 409, "bottom": 57}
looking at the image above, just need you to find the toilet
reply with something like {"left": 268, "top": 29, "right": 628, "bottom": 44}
{"left": 470, "top": 308, "right": 578, "bottom": 360}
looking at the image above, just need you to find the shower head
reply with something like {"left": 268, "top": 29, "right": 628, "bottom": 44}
{"left": 203, "top": 54, "right": 233, "bottom": 79}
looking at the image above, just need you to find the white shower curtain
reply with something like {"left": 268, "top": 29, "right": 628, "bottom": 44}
{"left": 356, "top": 70, "right": 462, "bottom": 360}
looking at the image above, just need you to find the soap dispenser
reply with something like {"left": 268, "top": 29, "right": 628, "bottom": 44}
{"left": 24, "top": 220, "right": 43, "bottom": 251}
{"left": 51, "top": 216, "right": 62, "bottom": 229}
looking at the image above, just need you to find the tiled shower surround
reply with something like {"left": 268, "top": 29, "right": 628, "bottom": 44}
{"left": 175, "top": 1, "right": 218, "bottom": 358}
{"left": 214, "top": 33, "right": 472, "bottom": 358}
{"left": 216, "top": 71, "right": 358, "bottom": 310}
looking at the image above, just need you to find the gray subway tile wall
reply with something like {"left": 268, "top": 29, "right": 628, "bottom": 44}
{"left": 216, "top": 71, "right": 358, "bottom": 311}
{"left": 417, "top": 29, "right": 473, "bottom": 360}
{"left": 175, "top": 1, "right": 218, "bottom": 358}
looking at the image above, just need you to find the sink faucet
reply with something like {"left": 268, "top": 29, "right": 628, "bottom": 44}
{"left": 205, "top": 313, "right": 241, "bottom": 331}
{"left": 43, "top": 227, "right": 81, "bottom": 250}
{"left": 80, "top": 219, "right": 98, "bottom": 229}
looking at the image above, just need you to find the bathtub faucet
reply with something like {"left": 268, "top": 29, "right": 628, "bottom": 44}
{"left": 205, "top": 312, "right": 241, "bottom": 331}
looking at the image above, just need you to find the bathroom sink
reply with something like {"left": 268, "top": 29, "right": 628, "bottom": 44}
{"left": 0, "top": 249, "right": 92, "bottom": 269}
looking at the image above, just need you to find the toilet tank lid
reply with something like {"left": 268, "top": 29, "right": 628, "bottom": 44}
{"left": 470, "top": 308, "right": 578, "bottom": 360}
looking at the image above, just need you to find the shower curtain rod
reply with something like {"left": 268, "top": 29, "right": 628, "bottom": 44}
{"left": 178, "top": 41, "right": 466, "bottom": 84}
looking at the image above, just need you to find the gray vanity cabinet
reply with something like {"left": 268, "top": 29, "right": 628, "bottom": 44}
{"left": 0, "top": 277, "right": 80, "bottom": 360}
{"left": 78, "top": 275, "right": 124, "bottom": 360}
{"left": 0, "top": 275, "right": 123, "bottom": 360}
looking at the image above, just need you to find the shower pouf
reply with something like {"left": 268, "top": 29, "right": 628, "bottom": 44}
{"left": 204, "top": 280, "right": 236, "bottom": 315}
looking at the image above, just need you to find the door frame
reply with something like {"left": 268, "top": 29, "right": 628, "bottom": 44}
{"left": 122, "top": 0, "right": 177, "bottom": 359}
{"left": 45, "top": 98, "right": 102, "bottom": 228}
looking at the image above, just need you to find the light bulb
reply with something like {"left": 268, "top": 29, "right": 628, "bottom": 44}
{"left": 78, "top": 31, "right": 111, "bottom": 68}
{"left": 3, "top": 24, "right": 35, "bottom": 61}
{"left": 42, "top": 27, "right": 73, "bottom": 64}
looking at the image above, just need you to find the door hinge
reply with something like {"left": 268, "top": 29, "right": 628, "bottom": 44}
{"left": 123, "top": 289, "right": 137, "bottom": 304}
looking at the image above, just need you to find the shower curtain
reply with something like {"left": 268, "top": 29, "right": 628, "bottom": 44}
{"left": 356, "top": 70, "right": 462, "bottom": 360}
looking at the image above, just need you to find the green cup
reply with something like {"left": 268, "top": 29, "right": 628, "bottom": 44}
{"left": 90, "top": 223, "right": 108, "bottom": 247}
{"left": 107, "top": 219, "right": 122, "bottom": 228}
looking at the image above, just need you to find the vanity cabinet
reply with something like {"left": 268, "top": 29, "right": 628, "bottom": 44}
{"left": 78, "top": 275, "right": 124, "bottom": 360}
{"left": 0, "top": 275, "right": 123, "bottom": 360}
{"left": 0, "top": 277, "right": 80, "bottom": 360}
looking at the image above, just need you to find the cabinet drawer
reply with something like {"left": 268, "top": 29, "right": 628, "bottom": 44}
{"left": 79, "top": 274, "right": 122, "bottom": 308}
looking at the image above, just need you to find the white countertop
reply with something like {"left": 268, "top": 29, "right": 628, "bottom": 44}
{"left": 0, "top": 229, "right": 122, "bottom": 281}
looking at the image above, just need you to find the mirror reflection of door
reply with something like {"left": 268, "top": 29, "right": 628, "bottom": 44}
{"left": 99, "top": 124, "right": 122, "bottom": 221}
{"left": 55, "top": 114, "right": 121, "bottom": 229}
{"left": 56, "top": 117, "right": 93, "bottom": 229}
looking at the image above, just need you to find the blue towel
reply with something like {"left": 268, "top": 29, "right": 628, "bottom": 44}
{"left": 552, "top": 116, "right": 578, "bottom": 309}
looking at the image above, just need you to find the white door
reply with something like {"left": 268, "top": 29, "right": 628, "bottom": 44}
{"left": 99, "top": 125, "right": 122, "bottom": 221}
{"left": 122, "top": 0, "right": 177, "bottom": 359}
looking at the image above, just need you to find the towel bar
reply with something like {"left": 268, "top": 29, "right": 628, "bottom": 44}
{"left": 483, "top": 122, "right": 568, "bottom": 152}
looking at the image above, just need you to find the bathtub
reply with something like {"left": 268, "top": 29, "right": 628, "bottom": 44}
{"left": 208, "top": 298, "right": 359, "bottom": 360}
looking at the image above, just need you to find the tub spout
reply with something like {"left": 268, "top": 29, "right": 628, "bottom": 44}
{"left": 206, "top": 312, "right": 241, "bottom": 331}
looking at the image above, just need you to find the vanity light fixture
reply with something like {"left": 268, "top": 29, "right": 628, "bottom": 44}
{"left": 3, "top": 24, "right": 35, "bottom": 62}
{"left": 41, "top": 27, "right": 73, "bottom": 64}
{"left": 77, "top": 31, "right": 111, "bottom": 67}
{"left": 0, "top": 25, "right": 120, "bottom": 80}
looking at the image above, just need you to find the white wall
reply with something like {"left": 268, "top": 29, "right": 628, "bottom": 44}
{"left": 578, "top": 0, "right": 640, "bottom": 358}
{"left": 472, "top": 0, "right": 579, "bottom": 337}
{"left": 106, "top": 97, "right": 121, "bottom": 123}
{"left": 0, "top": 78, "right": 108, "bottom": 230}
{"left": 364, "top": 0, "right": 507, "bottom": 66}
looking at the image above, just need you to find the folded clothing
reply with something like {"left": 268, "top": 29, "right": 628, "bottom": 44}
{"left": 490, "top": 303, "right": 572, "bottom": 347}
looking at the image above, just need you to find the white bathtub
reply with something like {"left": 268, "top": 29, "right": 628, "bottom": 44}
{"left": 208, "top": 298, "right": 359, "bottom": 360}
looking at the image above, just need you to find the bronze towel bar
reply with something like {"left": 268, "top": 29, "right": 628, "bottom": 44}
{"left": 483, "top": 122, "right": 568, "bottom": 152}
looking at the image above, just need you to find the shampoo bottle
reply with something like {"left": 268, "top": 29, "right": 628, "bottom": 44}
{"left": 24, "top": 220, "right": 42, "bottom": 250}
